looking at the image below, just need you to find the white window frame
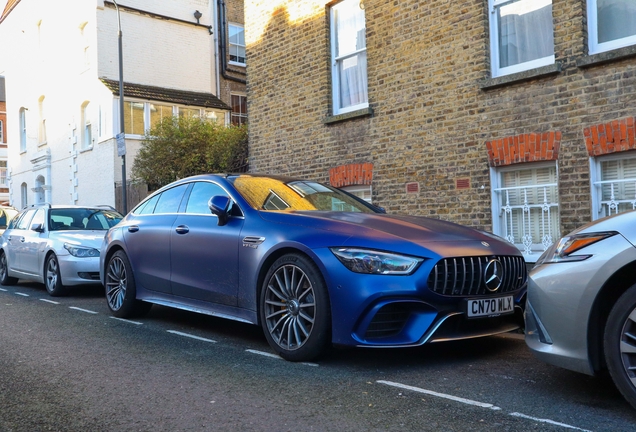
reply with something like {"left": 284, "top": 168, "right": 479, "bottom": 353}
{"left": 122, "top": 100, "right": 229, "bottom": 137}
{"left": 590, "top": 151, "right": 636, "bottom": 219}
{"left": 19, "top": 108, "right": 27, "bottom": 152}
{"left": 330, "top": 0, "right": 369, "bottom": 115}
{"left": 490, "top": 161, "right": 560, "bottom": 263}
{"left": 21, "top": 182, "right": 28, "bottom": 208}
{"left": 341, "top": 185, "right": 372, "bottom": 203}
{"left": 228, "top": 23, "right": 246, "bottom": 66}
{"left": 0, "top": 119, "right": 4, "bottom": 143}
{"left": 488, "top": 0, "right": 555, "bottom": 78}
{"left": 38, "top": 96, "right": 46, "bottom": 145}
{"left": 230, "top": 93, "right": 247, "bottom": 126}
{"left": 587, "top": 0, "right": 636, "bottom": 54}
{"left": 81, "top": 102, "right": 93, "bottom": 149}
{"left": 0, "top": 161, "right": 7, "bottom": 187}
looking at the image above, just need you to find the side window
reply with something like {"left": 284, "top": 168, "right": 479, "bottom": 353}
{"left": 488, "top": 0, "right": 554, "bottom": 77}
{"left": 16, "top": 209, "right": 36, "bottom": 230}
{"left": 491, "top": 163, "right": 560, "bottom": 263}
{"left": 587, "top": 0, "right": 636, "bottom": 54}
{"left": 30, "top": 209, "right": 45, "bottom": 230}
{"left": 153, "top": 184, "right": 189, "bottom": 214}
{"left": 135, "top": 194, "right": 160, "bottom": 215}
{"left": 185, "top": 182, "right": 228, "bottom": 215}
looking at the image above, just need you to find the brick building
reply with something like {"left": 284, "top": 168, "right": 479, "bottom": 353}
{"left": 244, "top": 0, "right": 636, "bottom": 262}
{"left": 0, "top": 0, "right": 244, "bottom": 211}
{"left": 0, "top": 76, "right": 8, "bottom": 203}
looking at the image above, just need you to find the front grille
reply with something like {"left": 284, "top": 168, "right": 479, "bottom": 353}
{"left": 427, "top": 255, "right": 527, "bottom": 297}
{"left": 364, "top": 304, "right": 410, "bottom": 339}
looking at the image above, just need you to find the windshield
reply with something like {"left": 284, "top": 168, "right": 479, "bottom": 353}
{"left": 49, "top": 208, "right": 123, "bottom": 231}
{"left": 230, "top": 176, "right": 378, "bottom": 213}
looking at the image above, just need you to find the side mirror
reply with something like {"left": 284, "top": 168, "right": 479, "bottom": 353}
{"left": 208, "top": 195, "right": 231, "bottom": 226}
{"left": 31, "top": 223, "right": 44, "bottom": 233}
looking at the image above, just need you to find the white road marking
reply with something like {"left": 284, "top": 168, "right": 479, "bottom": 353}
{"left": 0, "top": 288, "right": 7, "bottom": 292}
{"left": 378, "top": 380, "right": 591, "bottom": 431}
{"left": 245, "top": 349, "right": 319, "bottom": 366}
{"left": 69, "top": 306, "right": 98, "bottom": 314}
{"left": 14, "top": 292, "right": 29, "bottom": 297}
{"left": 167, "top": 330, "right": 216, "bottom": 343}
{"left": 110, "top": 316, "right": 143, "bottom": 325}
{"left": 509, "top": 412, "right": 592, "bottom": 431}
{"left": 39, "top": 299, "right": 60, "bottom": 304}
{"left": 377, "top": 380, "right": 501, "bottom": 410}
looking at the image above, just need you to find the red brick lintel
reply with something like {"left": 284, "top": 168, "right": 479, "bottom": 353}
{"left": 329, "top": 163, "right": 373, "bottom": 188}
{"left": 486, "top": 132, "right": 561, "bottom": 167}
{"left": 584, "top": 117, "right": 636, "bottom": 157}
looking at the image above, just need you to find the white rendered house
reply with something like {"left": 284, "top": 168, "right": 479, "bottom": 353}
{"left": 0, "top": 0, "right": 230, "bottom": 211}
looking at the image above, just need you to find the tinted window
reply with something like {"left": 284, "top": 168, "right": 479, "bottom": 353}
{"left": 135, "top": 194, "right": 160, "bottom": 215}
{"left": 230, "top": 176, "right": 378, "bottom": 213}
{"left": 185, "top": 182, "right": 228, "bottom": 214}
{"left": 153, "top": 184, "right": 189, "bottom": 214}
{"left": 49, "top": 209, "right": 123, "bottom": 231}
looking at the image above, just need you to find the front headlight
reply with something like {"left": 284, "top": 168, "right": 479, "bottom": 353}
{"left": 330, "top": 247, "right": 423, "bottom": 275}
{"left": 536, "top": 231, "right": 617, "bottom": 265}
{"left": 64, "top": 243, "right": 100, "bottom": 258}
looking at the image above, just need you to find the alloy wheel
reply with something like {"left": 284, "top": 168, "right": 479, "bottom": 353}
{"left": 263, "top": 264, "right": 316, "bottom": 351}
{"left": 619, "top": 308, "right": 636, "bottom": 387}
{"left": 106, "top": 256, "right": 127, "bottom": 311}
{"left": 45, "top": 257, "right": 59, "bottom": 292}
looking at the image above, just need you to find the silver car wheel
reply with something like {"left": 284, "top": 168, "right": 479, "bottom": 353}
{"left": 264, "top": 264, "right": 316, "bottom": 351}
{"left": 619, "top": 308, "right": 636, "bottom": 386}
{"left": 0, "top": 253, "right": 8, "bottom": 281}
{"left": 106, "top": 255, "right": 126, "bottom": 311}
{"left": 45, "top": 258, "right": 59, "bottom": 291}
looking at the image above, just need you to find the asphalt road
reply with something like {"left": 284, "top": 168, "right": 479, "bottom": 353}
{"left": 1, "top": 281, "right": 635, "bottom": 432}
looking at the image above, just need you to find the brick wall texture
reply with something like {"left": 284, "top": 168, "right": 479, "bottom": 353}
{"left": 245, "top": 0, "right": 636, "bottom": 234}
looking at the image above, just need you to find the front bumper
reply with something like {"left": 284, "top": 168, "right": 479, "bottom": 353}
{"left": 59, "top": 254, "right": 102, "bottom": 286}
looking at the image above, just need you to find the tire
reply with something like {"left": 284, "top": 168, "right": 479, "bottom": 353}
{"left": 260, "top": 253, "right": 331, "bottom": 362}
{"left": 604, "top": 283, "right": 636, "bottom": 410}
{"left": 45, "top": 254, "right": 66, "bottom": 297}
{"left": 0, "top": 251, "right": 18, "bottom": 286}
{"left": 104, "top": 250, "right": 152, "bottom": 318}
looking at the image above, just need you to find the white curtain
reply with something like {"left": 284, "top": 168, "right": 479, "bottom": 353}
{"left": 498, "top": 0, "right": 554, "bottom": 68}
{"left": 335, "top": 2, "right": 368, "bottom": 109}
{"left": 598, "top": 0, "right": 636, "bottom": 43}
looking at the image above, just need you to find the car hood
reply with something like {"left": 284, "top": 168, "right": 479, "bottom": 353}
{"left": 259, "top": 211, "right": 520, "bottom": 255}
{"left": 50, "top": 231, "right": 108, "bottom": 249}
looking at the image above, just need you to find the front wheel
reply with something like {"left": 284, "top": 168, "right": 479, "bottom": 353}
{"left": 45, "top": 254, "right": 66, "bottom": 297}
{"left": 260, "top": 253, "right": 331, "bottom": 362}
{"left": 605, "top": 284, "right": 636, "bottom": 409}
{"left": 105, "top": 250, "right": 152, "bottom": 318}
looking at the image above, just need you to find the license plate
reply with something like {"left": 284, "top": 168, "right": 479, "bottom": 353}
{"left": 466, "top": 296, "right": 514, "bottom": 318}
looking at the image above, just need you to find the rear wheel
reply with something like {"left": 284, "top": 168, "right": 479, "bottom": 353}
{"left": 605, "top": 283, "right": 636, "bottom": 409}
{"left": 105, "top": 250, "right": 151, "bottom": 318}
{"left": 45, "top": 254, "right": 66, "bottom": 297}
{"left": 0, "top": 251, "right": 18, "bottom": 286}
{"left": 260, "top": 253, "right": 331, "bottom": 362}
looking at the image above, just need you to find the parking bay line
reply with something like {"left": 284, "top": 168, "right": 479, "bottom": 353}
{"left": 14, "top": 292, "right": 29, "bottom": 297}
{"left": 0, "top": 287, "right": 7, "bottom": 292}
{"left": 245, "top": 349, "right": 319, "bottom": 367}
{"left": 39, "top": 298, "right": 60, "bottom": 304}
{"left": 110, "top": 316, "right": 143, "bottom": 325}
{"left": 377, "top": 380, "right": 590, "bottom": 431}
{"left": 167, "top": 330, "right": 217, "bottom": 343}
{"left": 69, "top": 306, "right": 98, "bottom": 314}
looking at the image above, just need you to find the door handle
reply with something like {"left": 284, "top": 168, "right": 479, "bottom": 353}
{"left": 175, "top": 225, "right": 189, "bottom": 234}
{"left": 128, "top": 226, "right": 139, "bottom": 233}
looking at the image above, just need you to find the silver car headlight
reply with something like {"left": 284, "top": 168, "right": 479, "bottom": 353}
{"left": 64, "top": 243, "right": 100, "bottom": 258}
{"left": 330, "top": 247, "right": 423, "bottom": 275}
{"left": 535, "top": 231, "right": 617, "bottom": 265}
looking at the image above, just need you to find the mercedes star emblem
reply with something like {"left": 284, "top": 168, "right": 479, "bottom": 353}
{"left": 484, "top": 259, "right": 504, "bottom": 292}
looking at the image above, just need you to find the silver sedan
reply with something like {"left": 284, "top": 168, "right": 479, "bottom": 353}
{"left": 526, "top": 209, "right": 636, "bottom": 409}
{"left": 0, "top": 205, "right": 122, "bottom": 296}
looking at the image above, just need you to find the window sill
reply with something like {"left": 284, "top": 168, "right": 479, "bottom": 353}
{"left": 576, "top": 45, "right": 636, "bottom": 68}
{"left": 79, "top": 146, "right": 93, "bottom": 153}
{"left": 323, "top": 107, "right": 373, "bottom": 125}
{"left": 480, "top": 63, "right": 562, "bottom": 90}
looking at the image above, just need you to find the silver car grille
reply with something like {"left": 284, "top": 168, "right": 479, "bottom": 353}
{"left": 427, "top": 255, "right": 527, "bottom": 296}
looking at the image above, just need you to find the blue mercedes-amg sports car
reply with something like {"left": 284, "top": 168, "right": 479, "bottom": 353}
{"left": 100, "top": 174, "right": 527, "bottom": 361}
